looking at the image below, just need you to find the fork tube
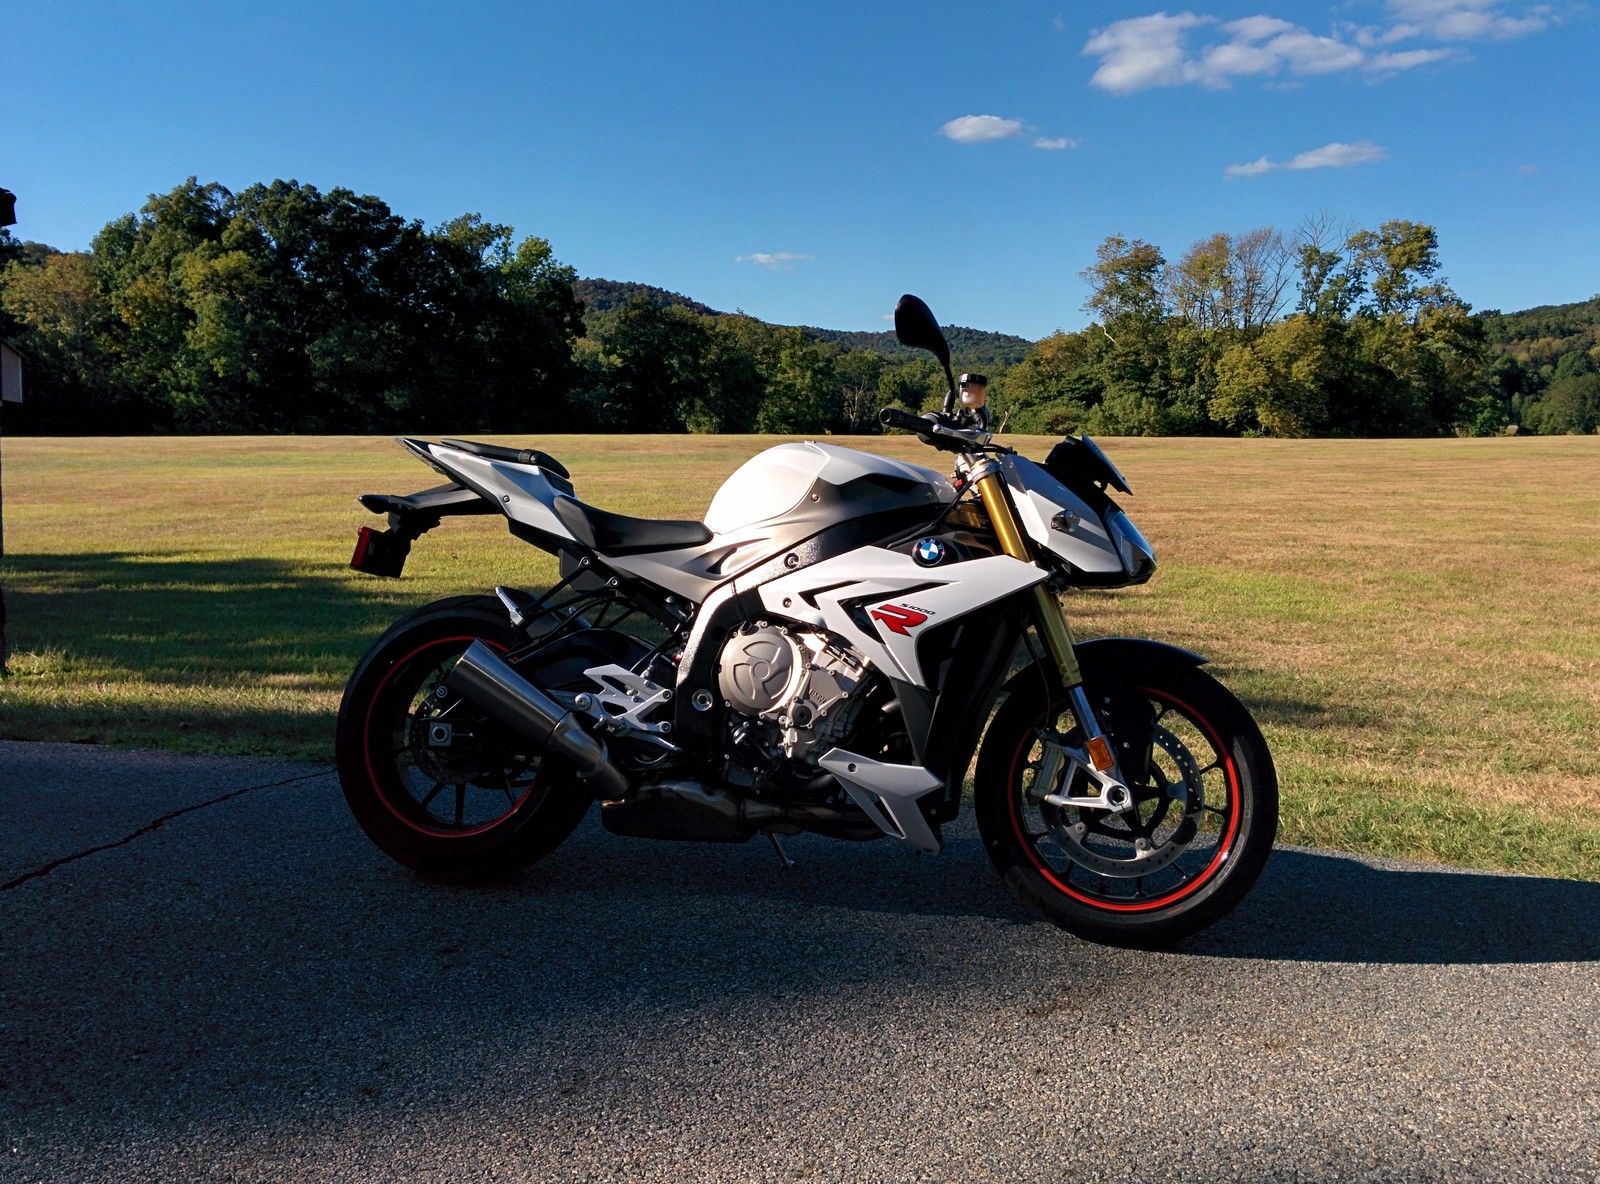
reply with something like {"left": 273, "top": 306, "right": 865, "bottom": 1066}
{"left": 970, "top": 463, "right": 1083, "bottom": 688}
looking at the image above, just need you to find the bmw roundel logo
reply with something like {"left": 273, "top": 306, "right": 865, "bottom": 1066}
{"left": 913, "top": 536, "right": 947, "bottom": 566}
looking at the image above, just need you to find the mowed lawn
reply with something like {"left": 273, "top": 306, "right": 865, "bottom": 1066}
{"left": 1, "top": 433, "right": 1596, "bottom": 878}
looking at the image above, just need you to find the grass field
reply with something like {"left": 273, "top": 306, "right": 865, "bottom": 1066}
{"left": 1, "top": 433, "right": 1597, "bottom": 879}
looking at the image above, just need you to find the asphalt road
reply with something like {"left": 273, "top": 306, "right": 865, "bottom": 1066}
{"left": 2, "top": 739, "right": 1597, "bottom": 1183}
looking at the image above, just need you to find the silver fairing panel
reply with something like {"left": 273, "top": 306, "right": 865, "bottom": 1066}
{"left": 1000, "top": 453, "right": 1132, "bottom": 581}
{"left": 409, "top": 440, "right": 576, "bottom": 544}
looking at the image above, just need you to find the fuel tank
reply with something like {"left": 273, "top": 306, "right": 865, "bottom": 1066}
{"left": 704, "top": 442, "right": 954, "bottom": 534}
{"left": 596, "top": 442, "right": 954, "bottom": 603}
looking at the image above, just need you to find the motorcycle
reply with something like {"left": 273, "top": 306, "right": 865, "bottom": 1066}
{"left": 337, "top": 295, "right": 1277, "bottom": 945}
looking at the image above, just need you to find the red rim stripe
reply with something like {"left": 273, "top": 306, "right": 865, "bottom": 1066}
{"left": 1007, "top": 689, "right": 1241, "bottom": 914}
{"left": 361, "top": 634, "right": 537, "bottom": 839}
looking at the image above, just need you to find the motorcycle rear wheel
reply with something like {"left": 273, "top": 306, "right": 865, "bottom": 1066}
{"left": 974, "top": 663, "right": 1277, "bottom": 946}
{"left": 335, "top": 595, "right": 592, "bottom": 880}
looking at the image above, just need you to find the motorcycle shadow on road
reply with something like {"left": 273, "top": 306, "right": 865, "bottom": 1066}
{"left": 484, "top": 823, "right": 1599, "bottom": 968}
{"left": 1183, "top": 846, "right": 1600, "bottom": 965}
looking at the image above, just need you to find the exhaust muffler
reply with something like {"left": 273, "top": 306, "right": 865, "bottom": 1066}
{"left": 446, "top": 640, "right": 629, "bottom": 799}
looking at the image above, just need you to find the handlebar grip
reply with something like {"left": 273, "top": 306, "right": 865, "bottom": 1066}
{"left": 878, "top": 407, "right": 929, "bottom": 433}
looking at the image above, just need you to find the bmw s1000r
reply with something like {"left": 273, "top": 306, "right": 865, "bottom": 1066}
{"left": 339, "top": 295, "right": 1277, "bottom": 945}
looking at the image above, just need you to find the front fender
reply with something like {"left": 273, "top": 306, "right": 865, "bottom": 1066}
{"left": 997, "top": 636, "right": 1207, "bottom": 701}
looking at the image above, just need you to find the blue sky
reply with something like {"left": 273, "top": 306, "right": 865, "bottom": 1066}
{"left": 5, "top": 0, "right": 1596, "bottom": 339}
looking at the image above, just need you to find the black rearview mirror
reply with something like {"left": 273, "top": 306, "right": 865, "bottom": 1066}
{"left": 894, "top": 294, "right": 959, "bottom": 415}
{"left": 893, "top": 294, "right": 951, "bottom": 368}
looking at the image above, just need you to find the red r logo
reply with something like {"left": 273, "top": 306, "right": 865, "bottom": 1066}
{"left": 869, "top": 604, "right": 929, "bottom": 636}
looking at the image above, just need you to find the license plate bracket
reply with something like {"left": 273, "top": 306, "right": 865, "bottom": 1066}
{"left": 350, "top": 526, "right": 411, "bottom": 578}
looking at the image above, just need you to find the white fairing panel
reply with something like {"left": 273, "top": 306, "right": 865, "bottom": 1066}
{"left": 818, "top": 750, "right": 943, "bottom": 853}
{"left": 422, "top": 443, "right": 577, "bottom": 543}
{"left": 705, "top": 442, "right": 954, "bottom": 534}
{"left": 1000, "top": 453, "right": 1124, "bottom": 576}
{"left": 755, "top": 547, "right": 1045, "bottom": 688}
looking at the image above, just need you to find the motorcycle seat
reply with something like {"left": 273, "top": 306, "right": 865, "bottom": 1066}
{"left": 552, "top": 496, "right": 713, "bottom": 557}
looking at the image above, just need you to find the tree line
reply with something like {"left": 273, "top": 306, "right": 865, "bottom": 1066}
{"left": 1, "top": 177, "right": 1594, "bottom": 436}
{"left": 996, "top": 218, "right": 1592, "bottom": 437}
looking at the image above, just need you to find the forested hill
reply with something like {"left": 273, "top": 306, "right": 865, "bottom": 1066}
{"left": 1479, "top": 295, "right": 1600, "bottom": 356}
{"left": 574, "top": 277, "right": 1035, "bottom": 369}
{"left": 571, "top": 278, "right": 720, "bottom": 317}
{"left": 1475, "top": 295, "right": 1600, "bottom": 435}
{"left": 800, "top": 325, "right": 1034, "bottom": 370}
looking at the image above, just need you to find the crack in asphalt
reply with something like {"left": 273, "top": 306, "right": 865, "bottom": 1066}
{"left": 0, "top": 768, "right": 335, "bottom": 891}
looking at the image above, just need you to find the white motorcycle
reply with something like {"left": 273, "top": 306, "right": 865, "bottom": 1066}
{"left": 338, "top": 295, "right": 1277, "bottom": 945}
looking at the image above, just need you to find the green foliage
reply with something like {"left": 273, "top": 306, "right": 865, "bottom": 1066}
{"left": 995, "top": 219, "right": 1513, "bottom": 438}
{"left": 1523, "top": 373, "right": 1600, "bottom": 434}
{"left": 3, "top": 177, "right": 583, "bottom": 433}
{"left": 1477, "top": 295, "right": 1600, "bottom": 433}
{"left": 2, "top": 180, "right": 1593, "bottom": 437}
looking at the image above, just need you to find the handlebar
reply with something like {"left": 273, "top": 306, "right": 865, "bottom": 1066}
{"left": 878, "top": 406, "right": 997, "bottom": 453}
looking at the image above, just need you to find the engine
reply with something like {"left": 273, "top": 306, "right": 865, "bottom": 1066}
{"left": 716, "top": 624, "right": 871, "bottom": 766}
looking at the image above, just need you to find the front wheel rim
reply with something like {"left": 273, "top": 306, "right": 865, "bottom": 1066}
{"left": 1006, "top": 688, "right": 1242, "bottom": 914}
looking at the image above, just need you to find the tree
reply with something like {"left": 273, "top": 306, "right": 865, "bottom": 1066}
{"left": 12, "top": 177, "right": 589, "bottom": 433}
{"left": 1523, "top": 373, "right": 1599, "bottom": 434}
{"left": 1347, "top": 220, "right": 1453, "bottom": 322}
{"left": 834, "top": 349, "right": 884, "bottom": 434}
{"left": 1294, "top": 213, "right": 1364, "bottom": 321}
{"left": 1082, "top": 235, "right": 1166, "bottom": 326}
{"left": 0, "top": 252, "right": 133, "bottom": 430}
{"left": 1168, "top": 227, "right": 1289, "bottom": 333}
{"left": 754, "top": 329, "right": 839, "bottom": 434}
{"left": 572, "top": 296, "right": 705, "bottom": 432}
{"left": 994, "top": 330, "right": 1100, "bottom": 433}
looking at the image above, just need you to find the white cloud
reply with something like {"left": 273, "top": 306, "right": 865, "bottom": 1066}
{"left": 735, "top": 252, "right": 811, "bottom": 269}
{"left": 1082, "top": 12, "right": 1213, "bottom": 93}
{"left": 1225, "top": 140, "right": 1386, "bottom": 177}
{"left": 1385, "top": 0, "right": 1550, "bottom": 41}
{"left": 1367, "top": 46, "right": 1457, "bottom": 70}
{"left": 940, "top": 114, "right": 1025, "bottom": 142}
{"left": 1264, "top": 29, "right": 1367, "bottom": 74}
{"left": 1223, "top": 155, "right": 1276, "bottom": 178}
{"left": 1221, "top": 15, "right": 1298, "bottom": 41}
{"left": 1286, "top": 140, "right": 1387, "bottom": 168}
{"left": 1033, "top": 136, "right": 1079, "bottom": 150}
{"left": 1085, "top": 5, "right": 1547, "bottom": 92}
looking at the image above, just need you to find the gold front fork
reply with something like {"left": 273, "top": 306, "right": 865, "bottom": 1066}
{"left": 971, "top": 464, "right": 1083, "bottom": 687}
{"left": 972, "top": 460, "right": 1123, "bottom": 781}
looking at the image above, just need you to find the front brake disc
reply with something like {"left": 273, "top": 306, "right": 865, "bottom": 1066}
{"left": 1045, "top": 725, "right": 1204, "bottom": 879}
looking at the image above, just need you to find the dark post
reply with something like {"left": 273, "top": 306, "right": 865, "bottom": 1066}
{"left": 0, "top": 185, "right": 17, "bottom": 674}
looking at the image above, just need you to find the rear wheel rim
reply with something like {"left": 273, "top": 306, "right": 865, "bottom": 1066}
{"left": 1006, "top": 688, "right": 1242, "bottom": 914}
{"left": 361, "top": 635, "right": 547, "bottom": 839}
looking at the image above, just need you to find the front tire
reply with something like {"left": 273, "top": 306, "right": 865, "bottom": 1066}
{"left": 975, "top": 663, "right": 1277, "bottom": 946}
{"left": 335, "top": 595, "right": 593, "bottom": 880}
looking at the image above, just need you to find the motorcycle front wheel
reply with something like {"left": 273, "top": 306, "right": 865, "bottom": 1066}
{"left": 335, "top": 595, "right": 593, "bottom": 881}
{"left": 974, "top": 663, "right": 1277, "bottom": 946}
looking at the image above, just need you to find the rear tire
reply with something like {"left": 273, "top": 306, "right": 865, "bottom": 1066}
{"left": 975, "top": 663, "right": 1276, "bottom": 946}
{"left": 335, "top": 595, "right": 592, "bottom": 881}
